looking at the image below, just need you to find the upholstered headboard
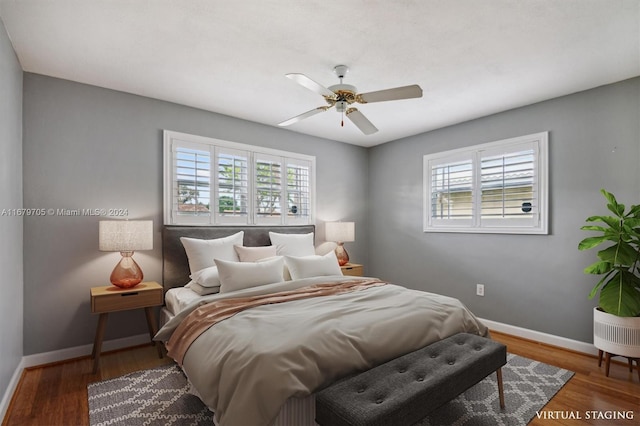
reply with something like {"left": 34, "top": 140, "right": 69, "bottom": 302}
{"left": 162, "top": 225, "right": 315, "bottom": 293}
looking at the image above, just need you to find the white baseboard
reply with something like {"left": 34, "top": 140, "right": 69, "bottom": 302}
{"left": 0, "top": 333, "right": 150, "bottom": 423}
{"left": 480, "top": 317, "right": 599, "bottom": 356}
{"left": 0, "top": 357, "right": 25, "bottom": 424}
{"left": 20, "top": 333, "right": 150, "bottom": 368}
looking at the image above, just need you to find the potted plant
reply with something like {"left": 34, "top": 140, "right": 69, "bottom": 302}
{"left": 579, "top": 189, "right": 640, "bottom": 375}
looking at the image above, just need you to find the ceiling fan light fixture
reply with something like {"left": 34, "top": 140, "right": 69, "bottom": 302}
{"left": 335, "top": 100, "right": 348, "bottom": 113}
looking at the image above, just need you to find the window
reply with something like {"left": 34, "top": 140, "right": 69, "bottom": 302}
{"left": 423, "top": 132, "right": 548, "bottom": 234}
{"left": 164, "top": 131, "right": 315, "bottom": 226}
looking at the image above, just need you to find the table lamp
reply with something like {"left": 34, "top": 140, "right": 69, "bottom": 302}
{"left": 99, "top": 220, "right": 153, "bottom": 288}
{"left": 325, "top": 221, "right": 355, "bottom": 266}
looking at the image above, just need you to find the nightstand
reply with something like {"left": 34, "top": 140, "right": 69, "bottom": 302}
{"left": 90, "top": 281, "right": 164, "bottom": 373}
{"left": 341, "top": 263, "right": 364, "bottom": 276}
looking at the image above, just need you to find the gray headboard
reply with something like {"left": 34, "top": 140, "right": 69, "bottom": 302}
{"left": 162, "top": 225, "right": 315, "bottom": 293}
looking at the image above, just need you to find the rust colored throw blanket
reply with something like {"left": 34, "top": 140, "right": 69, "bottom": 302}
{"left": 167, "top": 279, "right": 386, "bottom": 364}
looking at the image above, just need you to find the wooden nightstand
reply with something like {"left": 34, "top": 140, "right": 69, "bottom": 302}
{"left": 90, "top": 281, "right": 164, "bottom": 373}
{"left": 341, "top": 263, "right": 364, "bottom": 276}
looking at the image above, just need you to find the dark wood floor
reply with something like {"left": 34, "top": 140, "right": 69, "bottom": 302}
{"left": 3, "top": 331, "right": 639, "bottom": 425}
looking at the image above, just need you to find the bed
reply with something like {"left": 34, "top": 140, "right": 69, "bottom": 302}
{"left": 155, "top": 225, "right": 488, "bottom": 426}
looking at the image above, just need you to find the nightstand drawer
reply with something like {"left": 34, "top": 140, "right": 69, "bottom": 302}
{"left": 91, "top": 282, "right": 163, "bottom": 313}
{"left": 341, "top": 263, "right": 363, "bottom": 277}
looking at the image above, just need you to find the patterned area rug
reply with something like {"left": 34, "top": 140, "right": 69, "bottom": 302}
{"left": 417, "top": 354, "right": 574, "bottom": 426}
{"left": 88, "top": 354, "right": 573, "bottom": 426}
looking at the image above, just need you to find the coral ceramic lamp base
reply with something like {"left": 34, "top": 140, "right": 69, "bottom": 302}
{"left": 110, "top": 251, "right": 144, "bottom": 289}
{"left": 335, "top": 243, "right": 350, "bottom": 266}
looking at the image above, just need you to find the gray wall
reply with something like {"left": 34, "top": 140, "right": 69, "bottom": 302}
{"left": 368, "top": 77, "right": 640, "bottom": 343}
{"left": 22, "top": 73, "right": 369, "bottom": 355}
{"left": 0, "top": 18, "right": 23, "bottom": 394}
{"left": 19, "top": 71, "right": 640, "bottom": 354}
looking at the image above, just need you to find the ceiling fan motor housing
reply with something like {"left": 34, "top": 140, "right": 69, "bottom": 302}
{"left": 327, "top": 84, "right": 358, "bottom": 112}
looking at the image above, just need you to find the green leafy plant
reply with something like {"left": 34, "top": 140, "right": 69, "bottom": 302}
{"left": 578, "top": 189, "right": 640, "bottom": 317}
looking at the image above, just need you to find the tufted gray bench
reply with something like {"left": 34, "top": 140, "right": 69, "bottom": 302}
{"left": 315, "top": 333, "right": 506, "bottom": 426}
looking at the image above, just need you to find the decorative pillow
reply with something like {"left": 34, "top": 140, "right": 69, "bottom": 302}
{"left": 180, "top": 232, "right": 244, "bottom": 274}
{"left": 284, "top": 251, "right": 343, "bottom": 280}
{"left": 268, "top": 232, "right": 315, "bottom": 256}
{"left": 186, "top": 280, "right": 221, "bottom": 296}
{"left": 189, "top": 265, "right": 221, "bottom": 288}
{"left": 234, "top": 245, "right": 278, "bottom": 262}
{"left": 215, "top": 257, "right": 285, "bottom": 293}
{"left": 258, "top": 255, "right": 292, "bottom": 281}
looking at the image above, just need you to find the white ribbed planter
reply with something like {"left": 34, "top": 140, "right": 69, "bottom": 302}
{"left": 593, "top": 307, "right": 640, "bottom": 358}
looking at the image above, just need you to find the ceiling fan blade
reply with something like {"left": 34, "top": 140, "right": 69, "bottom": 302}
{"left": 286, "top": 73, "right": 336, "bottom": 98}
{"left": 357, "top": 84, "right": 423, "bottom": 103}
{"left": 346, "top": 108, "right": 378, "bottom": 135}
{"left": 278, "top": 107, "right": 330, "bottom": 127}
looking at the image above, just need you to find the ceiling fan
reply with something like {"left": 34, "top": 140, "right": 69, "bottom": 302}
{"left": 278, "top": 65, "right": 423, "bottom": 135}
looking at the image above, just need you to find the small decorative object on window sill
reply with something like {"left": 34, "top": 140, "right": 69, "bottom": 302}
{"left": 99, "top": 220, "right": 153, "bottom": 289}
{"left": 325, "top": 221, "right": 355, "bottom": 266}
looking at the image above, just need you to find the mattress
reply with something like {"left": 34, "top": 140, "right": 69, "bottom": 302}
{"left": 160, "top": 285, "right": 209, "bottom": 327}
{"left": 165, "top": 285, "right": 206, "bottom": 316}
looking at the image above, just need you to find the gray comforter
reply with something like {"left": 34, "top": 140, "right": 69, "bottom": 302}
{"left": 155, "top": 276, "right": 488, "bottom": 426}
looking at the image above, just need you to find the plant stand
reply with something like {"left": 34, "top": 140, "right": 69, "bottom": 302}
{"left": 593, "top": 307, "right": 640, "bottom": 380}
{"left": 597, "top": 350, "right": 640, "bottom": 380}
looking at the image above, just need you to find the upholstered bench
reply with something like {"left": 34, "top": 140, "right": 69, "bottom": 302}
{"left": 315, "top": 333, "right": 506, "bottom": 426}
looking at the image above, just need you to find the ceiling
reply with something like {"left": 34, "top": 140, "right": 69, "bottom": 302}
{"left": 1, "top": 1, "right": 639, "bottom": 147}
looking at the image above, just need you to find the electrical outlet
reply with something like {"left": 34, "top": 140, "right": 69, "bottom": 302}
{"left": 476, "top": 284, "right": 485, "bottom": 297}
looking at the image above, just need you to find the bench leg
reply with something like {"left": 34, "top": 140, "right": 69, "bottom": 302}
{"left": 496, "top": 368, "right": 505, "bottom": 410}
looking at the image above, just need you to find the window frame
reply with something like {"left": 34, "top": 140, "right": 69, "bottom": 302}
{"left": 423, "top": 132, "right": 549, "bottom": 235}
{"left": 163, "top": 130, "right": 316, "bottom": 226}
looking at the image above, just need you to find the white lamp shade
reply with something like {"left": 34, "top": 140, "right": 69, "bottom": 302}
{"left": 99, "top": 220, "right": 153, "bottom": 252}
{"left": 325, "top": 222, "right": 355, "bottom": 243}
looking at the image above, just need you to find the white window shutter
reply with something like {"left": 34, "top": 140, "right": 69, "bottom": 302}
{"left": 479, "top": 141, "right": 538, "bottom": 228}
{"left": 286, "top": 158, "right": 312, "bottom": 225}
{"left": 254, "top": 153, "right": 284, "bottom": 225}
{"left": 171, "top": 141, "right": 212, "bottom": 225}
{"left": 428, "top": 156, "right": 474, "bottom": 229}
{"left": 214, "top": 147, "right": 250, "bottom": 225}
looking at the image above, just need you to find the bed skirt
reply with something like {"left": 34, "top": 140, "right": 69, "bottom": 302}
{"left": 272, "top": 395, "right": 317, "bottom": 426}
{"left": 211, "top": 395, "right": 317, "bottom": 426}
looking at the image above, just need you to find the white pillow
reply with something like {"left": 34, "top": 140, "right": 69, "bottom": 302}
{"left": 189, "top": 265, "right": 221, "bottom": 288}
{"left": 185, "top": 281, "right": 221, "bottom": 296}
{"left": 269, "top": 232, "right": 315, "bottom": 256}
{"left": 180, "top": 232, "right": 244, "bottom": 274}
{"left": 215, "top": 257, "right": 285, "bottom": 293}
{"left": 284, "top": 251, "right": 343, "bottom": 280}
{"left": 258, "top": 255, "right": 292, "bottom": 281}
{"left": 234, "top": 245, "right": 277, "bottom": 262}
